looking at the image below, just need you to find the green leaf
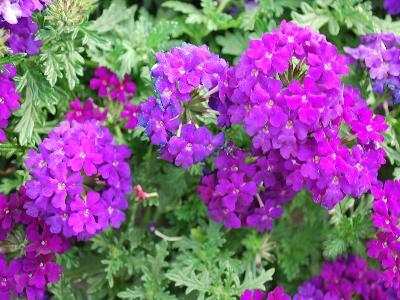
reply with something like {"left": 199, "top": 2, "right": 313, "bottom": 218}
{"left": 216, "top": 31, "right": 249, "bottom": 57}
{"left": 14, "top": 98, "right": 39, "bottom": 146}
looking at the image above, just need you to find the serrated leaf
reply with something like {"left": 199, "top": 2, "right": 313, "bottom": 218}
{"left": 216, "top": 32, "right": 249, "bottom": 57}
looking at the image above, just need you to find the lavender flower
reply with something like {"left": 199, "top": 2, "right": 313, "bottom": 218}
{"left": 0, "top": 64, "right": 20, "bottom": 143}
{"left": 25, "top": 120, "right": 132, "bottom": 239}
{"left": 1, "top": 17, "right": 42, "bottom": 55}
{"left": 211, "top": 21, "right": 386, "bottom": 210}
{"left": 65, "top": 98, "right": 107, "bottom": 124}
{"left": 384, "top": 0, "right": 400, "bottom": 15}
{"left": 0, "top": 187, "right": 68, "bottom": 300}
{"left": 367, "top": 180, "right": 400, "bottom": 290}
{"left": 294, "top": 256, "right": 394, "bottom": 300}
{"left": 198, "top": 144, "right": 294, "bottom": 231}
{"left": 0, "top": 0, "right": 51, "bottom": 25}
{"left": 139, "top": 43, "right": 228, "bottom": 168}
{"left": 90, "top": 67, "right": 136, "bottom": 102}
{"left": 345, "top": 33, "right": 400, "bottom": 105}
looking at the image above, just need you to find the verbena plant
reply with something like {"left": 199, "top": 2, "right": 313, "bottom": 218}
{"left": 0, "top": 0, "right": 400, "bottom": 299}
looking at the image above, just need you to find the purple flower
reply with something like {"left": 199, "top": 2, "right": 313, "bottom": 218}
{"left": 25, "top": 120, "right": 132, "bottom": 239}
{"left": 98, "top": 189, "right": 127, "bottom": 229}
{"left": 139, "top": 44, "right": 228, "bottom": 168}
{"left": 65, "top": 137, "right": 103, "bottom": 176}
{"left": 0, "top": 187, "right": 68, "bottom": 300}
{"left": 109, "top": 74, "right": 136, "bottom": 102}
{"left": 1, "top": 17, "right": 42, "bottom": 55}
{"left": 294, "top": 256, "right": 391, "bottom": 300}
{"left": 65, "top": 98, "right": 107, "bottom": 123}
{"left": 0, "top": 254, "right": 18, "bottom": 300}
{"left": 385, "top": 0, "right": 400, "bottom": 15}
{"left": 198, "top": 145, "right": 294, "bottom": 232}
{"left": 267, "top": 287, "right": 291, "bottom": 300}
{"left": 165, "top": 125, "right": 225, "bottom": 168}
{"left": 121, "top": 102, "right": 141, "bottom": 129}
{"left": 0, "top": 0, "right": 50, "bottom": 25}
{"left": 240, "top": 289, "right": 266, "bottom": 300}
{"left": 90, "top": 67, "right": 136, "bottom": 102}
{"left": 68, "top": 191, "right": 104, "bottom": 235}
{"left": 0, "top": 64, "right": 21, "bottom": 143}
{"left": 41, "top": 163, "right": 83, "bottom": 211}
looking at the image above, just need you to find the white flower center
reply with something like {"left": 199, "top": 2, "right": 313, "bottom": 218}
{"left": 324, "top": 63, "right": 332, "bottom": 71}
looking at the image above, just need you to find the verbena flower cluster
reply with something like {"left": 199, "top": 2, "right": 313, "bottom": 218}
{"left": 198, "top": 143, "right": 295, "bottom": 231}
{"left": 24, "top": 120, "right": 132, "bottom": 240}
{"left": 294, "top": 256, "right": 398, "bottom": 300}
{"left": 138, "top": 43, "right": 227, "bottom": 168}
{"left": 0, "top": 187, "right": 69, "bottom": 300}
{"left": 368, "top": 180, "right": 400, "bottom": 290}
{"left": 65, "top": 98, "right": 107, "bottom": 124}
{"left": 120, "top": 102, "right": 141, "bottom": 129}
{"left": 242, "top": 256, "right": 398, "bottom": 300}
{"left": 0, "top": 64, "right": 20, "bottom": 143}
{"left": 90, "top": 67, "right": 136, "bottom": 102}
{"left": 0, "top": 0, "right": 50, "bottom": 24}
{"left": 384, "top": 0, "right": 400, "bottom": 15}
{"left": 345, "top": 33, "right": 400, "bottom": 105}
{"left": 197, "top": 21, "right": 387, "bottom": 232}
{"left": 0, "top": 17, "right": 42, "bottom": 55}
{"left": 212, "top": 21, "right": 387, "bottom": 210}
{"left": 240, "top": 287, "right": 290, "bottom": 300}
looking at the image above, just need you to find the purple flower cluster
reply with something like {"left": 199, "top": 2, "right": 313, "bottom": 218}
{"left": 90, "top": 67, "right": 136, "bottom": 102}
{"left": 240, "top": 287, "right": 290, "bottom": 300}
{"left": 1, "top": 17, "right": 42, "bottom": 55}
{"left": 24, "top": 120, "right": 132, "bottom": 240}
{"left": 0, "top": 64, "right": 20, "bottom": 143}
{"left": 138, "top": 44, "right": 228, "bottom": 168}
{"left": 198, "top": 143, "right": 295, "bottom": 231}
{"left": 120, "top": 102, "right": 141, "bottom": 129}
{"left": 65, "top": 98, "right": 107, "bottom": 124}
{"left": 0, "top": 0, "right": 50, "bottom": 24}
{"left": 367, "top": 180, "right": 400, "bottom": 290}
{"left": 294, "top": 256, "right": 397, "bottom": 300}
{"left": 345, "top": 33, "right": 400, "bottom": 104}
{"left": 0, "top": 187, "right": 69, "bottom": 300}
{"left": 212, "top": 21, "right": 387, "bottom": 210}
{"left": 384, "top": 0, "right": 400, "bottom": 15}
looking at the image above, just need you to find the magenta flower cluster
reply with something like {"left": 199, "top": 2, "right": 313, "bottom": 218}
{"left": 1, "top": 17, "right": 42, "bottom": 55}
{"left": 198, "top": 143, "right": 295, "bottom": 231}
{"left": 241, "top": 256, "right": 397, "bottom": 300}
{"left": 24, "top": 120, "right": 132, "bottom": 240}
{"left": 345, "top": 33, "right": 400, "bottom": 104}
{"left": 0, "top": 0, "right": 50, "bottom": 24}
{"left": 65, "top": 98, "right": 107, "bottom": 124}
{"left": 0, "top": 64, "right": 20, "bottom": 143}
{"left": 212, "top": 20, "right": 387, "bottom": 210}
{"left": 120, "top": 102, "right": 141, "bottom": 129}
{"left": 368, "top": 180, "right": 400, "bottom": 290}
{"left": 294, "top": 256, "right": 397, "bottom": 300}
{"left": 384, "top": 0, "right": 400, "bottom": 15}
{"left": 240, "top": 287, "right": 290, "bottom": 300}
{"left": 90, "top": 67, "right": 136, "bottom": 102}
{"left": 0, "top": 187, "right": 69, "bottom": 300}
{"left": 138, "top": 43, "right": 227, "bottom": 168}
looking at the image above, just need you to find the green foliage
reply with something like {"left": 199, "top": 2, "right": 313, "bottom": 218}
{"left": 271, "top": 191, "right": 328, "bottom": 285}
{"left": 163, "top": 0, "right": 239, "bottom": 42}
{"left": 39, "top": 0, "right": 102, "bottom": 89}
{"left": 166, "top": 222, "right": 274, "bottom": 299}
{"left": 88, "top": 0, "right": 182, "bottom": 77}
{"left": 323, "top": 196, "right": 375, "bottom": 259}
{"left": 1, "top": 1, "right": 400, "bottom": 299}
{"left": 292, "top": 0, "right": 400, "bottom": 36}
